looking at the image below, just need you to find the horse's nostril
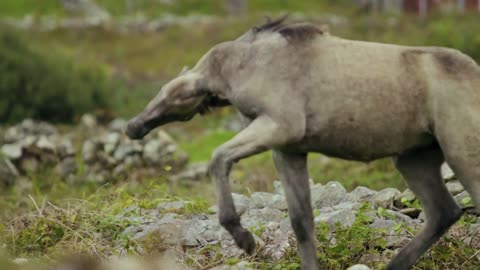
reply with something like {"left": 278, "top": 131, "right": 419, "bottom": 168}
{"left": 126, "top": 120, "right": 143, "bottom": 139}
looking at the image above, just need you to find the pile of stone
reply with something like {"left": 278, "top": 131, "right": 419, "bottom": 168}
{"left": 0, "top": 117, "right": 189, "bottom": 185}
{"left": 0, "top": 119, "right": 76, "bottom": 185}
{"left": 81, "top": 125, "right": 188, "bottom": 183}
{"left": 119, "top": 167, "right": 478, "bottom": 269}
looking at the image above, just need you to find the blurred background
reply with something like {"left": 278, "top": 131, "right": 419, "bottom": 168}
{"left": 1, "top": 0, "right": 479, "bottom": 269}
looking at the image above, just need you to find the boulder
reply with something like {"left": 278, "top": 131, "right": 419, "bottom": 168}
{"left": 311, "top": 181, "right": 347, "bottom": 208}
{"left": 1, "top": 143, "right": 22, "bottom": 160}
{"left": 314, "top": 209, "right": 357, "bottom": 228}
{"left": 446, "top": 180, "right": 464, "bottom": 196}
{"left": 347, "top": 265, "right": 371, "bottom": 270}
{"left": 373, "top": 188, "right": 401, "bottom": 209}
{"left": 441, "top": 162, "right": 455, "bottom": 181}
{"left": 347, "top": 186, "right": 377, "bottom": 203}
{"left": 0, "top": 158, "right": 19, "bottom": 186}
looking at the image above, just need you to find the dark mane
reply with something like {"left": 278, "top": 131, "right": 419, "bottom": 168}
{"left": 252, "top": 15, "right": 322, "bottom": 42}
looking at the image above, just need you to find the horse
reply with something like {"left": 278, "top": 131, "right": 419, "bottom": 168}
{"left": 126, "top": 17, "right": 480, "bottom": 270}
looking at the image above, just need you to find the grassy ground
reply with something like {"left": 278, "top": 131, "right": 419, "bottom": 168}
{"left": 2, "top": 7, "right": 480, "bottom": 269}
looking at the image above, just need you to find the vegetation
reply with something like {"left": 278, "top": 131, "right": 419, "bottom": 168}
{"left": 1, "top": 1, "right": 480, "bottom": 269}
{"left": 0, "top": 28, "right": 112, "bottom": 123}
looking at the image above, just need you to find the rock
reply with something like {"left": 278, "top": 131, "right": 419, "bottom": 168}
{"left": 113, "top": 141, "right": 142, "bottom": 161}
{"left": 19, "top": 158, "right": 40, "bottom": 173}
{"left": 157, "top": 201, "right": 186, "bottom": 210}
{"left": 55, "top": 138, "right": 75, "bottom": 158}
{"left": 80, "top": 113, "right": 97, "bottom": 129}
{"left": 232, "top": 193, "right": 250, "bottom": 216}
{"left": 311, "top": 181, "right": 347, "bottom": 208}
{"left": 12, "top": 258, "right": 28, "bottom": 265}
{"left": 143, "top": 140, "right": 165, "bottom": 165}
{"left": 333, "top": 201, "right": 362, "bottom": 211}
{"left": 373, "top": 188, "right": 401, "bottom": 209}
{"left": 250, "top": 192, "right": 287, "bottom": 210}
{"left": 82, "top": 140, "right": 98, "bottom": 163}
{"left": 170, "top": 162, "right": 208, "bottom": 182}
{"left": 1, "top": 143, "right": 22, "bottom": 160}
{"left": 370, "top": 219, "right": 406, "bottom": 247}
{"left": 36, "top": 135, "right": 55, "bottom": 151}
{"left": 0, "top": 158, "right": 19, "bottom": 186}
{"left": 446, "top": 180, "right": 464, "bottom": 195}
{"left": 347, "top": 265, "right": 371, "bottom": 270}
{"left": 394, "top": 188, "right": 416, "bottom": 208}
{"left": 103, "top": 132, "right": 121, "bottom": 155}
{"left": 241, "top": 208, "right": 285, "bottom": 228}
{"left": 109, "top": 118, "right": 127, "bottom": 132}
{"left": 211, "top": 261, "right": 254, "bottom": 270}
{"left": 314, "top": 209, "right": 356, "bottom": 228}
{"left": 348, "top": 186, "right": 377, "bottom": 203}
{"left": 441, "top": 162, "right": 455, "bottom": 181}
{"left": 455, "top": 190, "right": 473, "bottom": 208}
{"left": 273, "top": 180, "right": 284, "bottom": 195}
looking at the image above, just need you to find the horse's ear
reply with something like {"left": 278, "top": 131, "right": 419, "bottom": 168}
{"left": 179, "top": 66, "right": 189, "bottom": 76}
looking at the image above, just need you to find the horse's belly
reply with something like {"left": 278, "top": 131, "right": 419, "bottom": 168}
{"left": 291, "top": 120, "right": 435, "bottom": 162}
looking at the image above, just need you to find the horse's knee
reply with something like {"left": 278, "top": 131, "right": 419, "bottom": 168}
{"left": 219, "top": 210, "right": 240, "bottom": 231}
{"left": 208, "top": 148, "right": 232, "bottom": 178}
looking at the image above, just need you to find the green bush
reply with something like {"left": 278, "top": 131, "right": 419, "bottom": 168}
{"left": 0, "top": 28, "right": 112, "bottom": 123}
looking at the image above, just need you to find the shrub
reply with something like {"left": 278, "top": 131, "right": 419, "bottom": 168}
{"left": 0, "top": 28, "right": 112, "bottom": 123}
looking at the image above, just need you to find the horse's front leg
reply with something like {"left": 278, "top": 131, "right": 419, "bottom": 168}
{"left": 208, "top": 116, "right": 296, "bottom": 254}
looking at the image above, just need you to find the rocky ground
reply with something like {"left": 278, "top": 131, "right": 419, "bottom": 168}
{"left": 1, "top": 119, "right": 479, "bottom": 269}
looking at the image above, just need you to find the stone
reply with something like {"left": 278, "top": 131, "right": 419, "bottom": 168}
{"left": 314, "top": 209, "right": 357, "bottom": 228}
{"left": 446, "top": 180, "right": 464, "bottom": 195}
{"left": 109, "top": 118, "right": 127, "bottom": 132}
{"left": 55, "top": 138, "right": 75, "bottom": 158}
{"left": 394, "top": 188, "right": 416, "bottom": 208}
{"left": 441, "top": 162, "right": 455, "bottom": 181}
{"left": 143, "top": 140, "right": 164, "bottom": 165}
{"left": 82, "top": 140, "right": 98, "bottom": 163}
{"left": 311, "top": 181, "right": 347, "bottom": 208}
{"left": 273, "top": 180, "right": 284, "bottom": 195}
{"left": 1, "top": 143, "right": 22, "bottom": 160}
{"left": 250, "top": 192, "right": 287, "bottom": 210}
{"left": 12, "top": 258, "right": 28, "bottom": 265}
{"left": 241, "top": 208, "right": 285, "bottom": 228}
{"left": 0, "top": 158, "right": 19, "bottom": 186}
{"left": 347, "top": 265, "right": 371, "bottom": 270}
{"left": 113, "top": 141, "right": 142, "bottom": 161}
{"left": 455, "top": 190, "right": 473, "bottom": 208}
{"left": 370, "top": 219, "right": 405, "bottom": 247}
{"left": 55, "top": 157, "right": 77, "bottom": 177}
{"left": 211, "top": 261, "right": 254, "bottom": 270}
{"left": 157, "top": 201, "right": 186, "bottom": 210}
{"left": 373, "top": 188, "right": 401, "bottom": 209}
{"left": 170, "top": 162, "right": 208, "bottom": 182}
{"left": 80, "top": 113, "right": 97, "bottom": 129}
{"left": 399, "top": 208, "right": 421, "bottom": 219}
{"left": 103, "top": 132, "right": 121, "bottom": 154}
{"left": 36, "top": 136, "right": 55, "bottom": 151}
{"left": 333, "top": 201, "right": 362, "bottom": 211}
{"left": 347, "top": 186, "right": 377, "bottom": 203}
{"left": 232, "top": 193, "right": 250, "bottom": 216}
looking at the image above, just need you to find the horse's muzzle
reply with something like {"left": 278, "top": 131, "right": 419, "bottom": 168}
{"left": 126, "top": 118, "right": 150, "bottom": 140}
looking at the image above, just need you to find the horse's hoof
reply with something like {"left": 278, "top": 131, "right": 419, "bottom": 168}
{"left": 234, "top": 228, "right": 256, "bottom": 254}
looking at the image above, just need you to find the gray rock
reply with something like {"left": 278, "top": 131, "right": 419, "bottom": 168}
{"left": 170, "top": 162, "right": 208, "bottom": 182}
{"left": 314, "top": 209, "right": 356, "bottom": 228}
{"left": 36, "top": 135, "right": 55, "bottom": 151}
{"left": 55, "top": 157, "right": 77, "bottom": 177}
{"left": 446, "top": 180, "right": 464, "bottom": 195}
{"left": 347, "top": 186, "right": 377, "bottom": 203}
{"left": 82, "top": 140, "right": 98, "bottom": 163}
{"left": 441, "top": 162, "right": 455, "bottom": 181}
{"left": 12, "top": 258, "right": 29, "bottom": 265}
{"left": 113, "top": 141, "right": 142, "bottom": 161}
{"left": 241, "top": 208, "right": 285, "bottom": 228}
{"left": 455, "top": 190, "right": 473, "bottom": 208}
{"left": 1, "top": 143, "right": 22, "bottom": 160}
{"left": 143, "top": 140, "right": 164, "bottom": 165}
{"left": 103, "top": 132, "right": 121, "bottom": 155}
{"left": 80, "top": 113, "right": 97, "bottom": 129}
{"left": 250, "top": 192, "right": 287, "bottom": 210}
{"left": 0, "top": 158, "right": 19, "bottom": 186}
{"left": 394, "top": 188, "right": 416, "bottom": 208}
{"left": 232, "top": 193, "right": 250, "bottom": 216}
{"left": 55, "top": 138, "right": 75, "bottom": 158}
{"left": 109, "top": 118, "right": 127, "bottom": 132}
{"left": 311, "top": 181, "right": 347, "bottom": 208}
{"left": 373, "top": 188, "right": 401, "bottom": 208}
{"left": 211, "top": 261, "right": 254, "bottom": 270}
{"left": 347, "top": 265, "right": 371, "bottom": 270}
{"left": 157, "top": 201, "right": 186, "bottom": 210}
{"left": 333, "top": 201, "right": 362, "bottom": 211}
{"left": 370, "top": 219, "right": 406, "bottom": 247}
{"left": 273, "top": 180, "right": 284, "bottom": 195}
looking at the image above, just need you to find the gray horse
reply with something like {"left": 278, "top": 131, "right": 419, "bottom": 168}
{"left": 126, "top": 17, "right": 480, "bottom": 270}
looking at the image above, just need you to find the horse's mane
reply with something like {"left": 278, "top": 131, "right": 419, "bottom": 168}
{"left": 252, "top": 15, "right": 323, "bottom": 41}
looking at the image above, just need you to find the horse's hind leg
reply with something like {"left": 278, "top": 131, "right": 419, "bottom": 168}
{"left": 273, "top": 151, "right": 319, "bottom": 270}
{"left": 388, "top": 145, "right": 462, "bottom": 270}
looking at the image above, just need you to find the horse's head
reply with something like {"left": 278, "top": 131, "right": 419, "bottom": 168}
{"left": 126, "top": 67, "right": 210, "bottom": 140}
